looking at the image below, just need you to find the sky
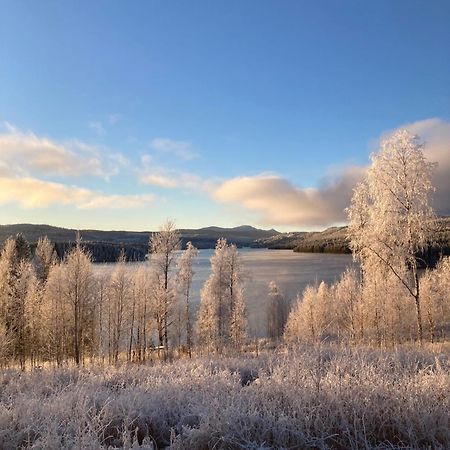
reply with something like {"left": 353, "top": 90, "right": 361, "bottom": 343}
{"left": 0, "top": 0, "right": 449, "bottom": 231}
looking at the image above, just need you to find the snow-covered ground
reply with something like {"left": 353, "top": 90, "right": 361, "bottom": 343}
{"left": 1, "top": 345, "right": 449, "bottom": 449}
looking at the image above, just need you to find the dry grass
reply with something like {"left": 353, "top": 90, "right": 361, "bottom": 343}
{"left": 0, "top": 345, "right": 449, "bottom": 449}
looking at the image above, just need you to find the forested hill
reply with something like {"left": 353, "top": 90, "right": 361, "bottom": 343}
{"left": 253, "top": 226, "right": 351, "bottom": 252}
{"left": 0, "top": 223, "right": 280, "bottom": 262}
{"left": 255, "top": 217, "right": 450, "bottom": 264}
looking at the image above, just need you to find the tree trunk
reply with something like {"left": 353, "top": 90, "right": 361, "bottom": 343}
{"left": 414, "top": 268, "right": 423, "bottom": 345}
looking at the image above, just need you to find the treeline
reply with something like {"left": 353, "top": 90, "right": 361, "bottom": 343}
{"left": 0, "top": 222, "right": 256, "bottom": 369}
{"left": 284, "top": 261, "right": 450, "bottom": 345}
{"left": 52, "top": 241, "right": 148, "bottom": 262}
{"left": 29, "top": 237, "right": 257, "bottom": 263}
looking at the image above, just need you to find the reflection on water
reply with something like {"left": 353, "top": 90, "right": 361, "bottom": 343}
{"left": 96, "top": 248, "right": 356, "bottom": 336}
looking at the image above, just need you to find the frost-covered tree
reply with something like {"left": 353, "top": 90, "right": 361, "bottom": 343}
{"left": 284, "top": 281, "right": 334, "bottom": 344}
{"left": 0, "top": 236, "right": 35, "bottom": 369}
{"left": 176, "top": 241, "right": 198, "bottom": 357}
{"left": 421, "top": 257, "right": 450, "bottom": 342}
{"left": 130, "top": 265, "right": 152, "bottom": 362}
{"left": 197, "top": 239, "right": 227, "bottom": 351}
{"left": 44, "top": 263, "right": 70, "bottom": 365}
{"left": 197, "top": 277, "right": 218, "bottom": 352}
{"left": 316, "top": 282, "right": 333, "bottom": 338}
{"left": 149, "top": 220, "right": 181, "bottom": 355}
{"left": 229, "top": 283, "right": 246, "bottom": 349}
{"left": 14, "top": 233, "right": 31, "bottom": 262}
{"left": 283, "top": 268, "right": 412, "bottom": 346}
{"left": 226, "top": 243, "right": 247, "bottom": 349}
{"left": 266, "top": 281, "right": 289, "bottom": 341}
{"left": 23, "top": 266, "right": 43, "bottom": 366}
{"left": 63, "top": 236, "right": 95, "bottom": 365}
{"left": 197, "top": 239, "right": 246, "bottom": 352}
{"left": 0, "top": 238, "right": 17, "bottom": 363}
{"left": 10, "top": 261, "right": 34, "bottom": 370}
{"left": 126, "top": 263, "right": 153, "bottom": 362}
{"left": 34, "top": 236, "right": 57, "bottom": 283}
{"left": 284, "top": 287, "right": 316, "bottom": 343}
{"left": 211, "top": 238, "right": 230, "bottom": 346}
{"left": 108, "top": 251, "right": 130, "bottom": 363}
{"left": 0, "top": 322, "right": 10, "bottom": 367}
{"left": 41, "top": 236, "right": 95, "bottom": 366}
{"left": 347, "top": 130, "right": 436, "bottom": 344}
{"left": 93, "top": 271, "right": 109, "bottom": 363}
{"left": 333, "top": 269, "right": 361, "bottom": 342}
{"left": 150, "top": 273, "right": 168, "bottom": 356}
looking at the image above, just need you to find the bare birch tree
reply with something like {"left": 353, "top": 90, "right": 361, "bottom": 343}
{"left": 176, "top": 241, "right": 198, "bottom": 357}
{"left": 149, "top": 220, "right": 180, "bottom": 357}
{"left": 108, "top": 250, "right": 129, "bottom": 363}
{"left": 64, "top": 235, "right": 95, "bottom": 365}
{"left": 197, "top": 239, "right": 247, "bottom": 352}
{"left": 347, "top": 130, "right": 436, "bottom": 344}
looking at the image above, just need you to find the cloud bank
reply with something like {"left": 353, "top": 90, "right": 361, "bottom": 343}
{"left": 214, "top": 168, "right": 364, "bottom": 228}
{"left": 138, "top": 154, "right": 214, "bottom": 192}
{"left": 0, "top": 123, "right": 125, "bottom": 179}
{"left": 0, "top": 175, "right": 154, "bottom": 210}
{"left": 2, "top": 119, "right": 448, "bottom": 224}
{"left": 213, "top": 118, "right": 450, "bottom": 228}
{"left": 0, "top": 123, "right": 152, "bottom": 210}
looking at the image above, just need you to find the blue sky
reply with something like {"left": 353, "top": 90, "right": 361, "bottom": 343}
{"left": 1, "top": 1, "right": 450, "bottom": 231}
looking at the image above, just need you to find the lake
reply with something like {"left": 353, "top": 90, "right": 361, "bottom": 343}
{"left": 96, "top": 248, "right": 356, "bottom": 336}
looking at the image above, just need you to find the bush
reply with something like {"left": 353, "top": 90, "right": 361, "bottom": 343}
{"left": 0, "top": 346, "right": 449, "bottom": 449}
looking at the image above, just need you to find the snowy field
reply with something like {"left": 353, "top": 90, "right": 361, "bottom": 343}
{"left": 1, "top": 345, "right": 449, "bottom": 450}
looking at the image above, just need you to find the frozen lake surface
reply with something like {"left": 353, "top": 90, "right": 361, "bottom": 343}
{"left": 96, "top": 248, "right": 356, "bottom": 335}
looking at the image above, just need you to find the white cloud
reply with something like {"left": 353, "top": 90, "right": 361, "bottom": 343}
{"left": 213, "top": 169, "right": 364, "bottom": 227}
{"left": 140, "top": 172, "right": 179, "bottom": 189}
{"left": 0, "top": 123, "right": 125, "bottom": 179}
{"left": 138, "top": 153, "right": 214, "bottom": 192}
{"left": 213, "top": 118, "right": 450, "bottom": 228}
{"left": 0, "top": 173, "right": 154, "bottom": 209}
{"left": 150, "top": 138, "right": 198, "bottom": 160}
{"left": 140, "top": 169, "right": 215, "bottom": 192}
{"left": 0, "top": 123, "right": 152, "bottom": 211}
{"left": 139, "top": 166, "right": 215, "bottom": 192}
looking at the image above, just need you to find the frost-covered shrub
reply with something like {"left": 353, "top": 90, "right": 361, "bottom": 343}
{"left": 0, "top": 346, "right": 449, "bottom": 449}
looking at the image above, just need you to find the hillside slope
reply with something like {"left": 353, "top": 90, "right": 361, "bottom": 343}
{"left": 257, "top": 217, "right": 450, "bottom": 259}
{"left": 0, "top": 224, "right": 280, "bottom": 262}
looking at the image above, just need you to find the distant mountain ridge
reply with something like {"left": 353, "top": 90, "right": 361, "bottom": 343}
{"left": 1, "top": 219, "right": 448, "bottom": 264}
{"left": 0, "top": 223, "right": 279, "bottom": 245}
{"left": 0, "top": 223, "right": 281, "bottom": 262}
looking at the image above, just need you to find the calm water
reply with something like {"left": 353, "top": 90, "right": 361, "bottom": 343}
{"left": 96, "top": 249, "right": 356, "bottom": 335}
